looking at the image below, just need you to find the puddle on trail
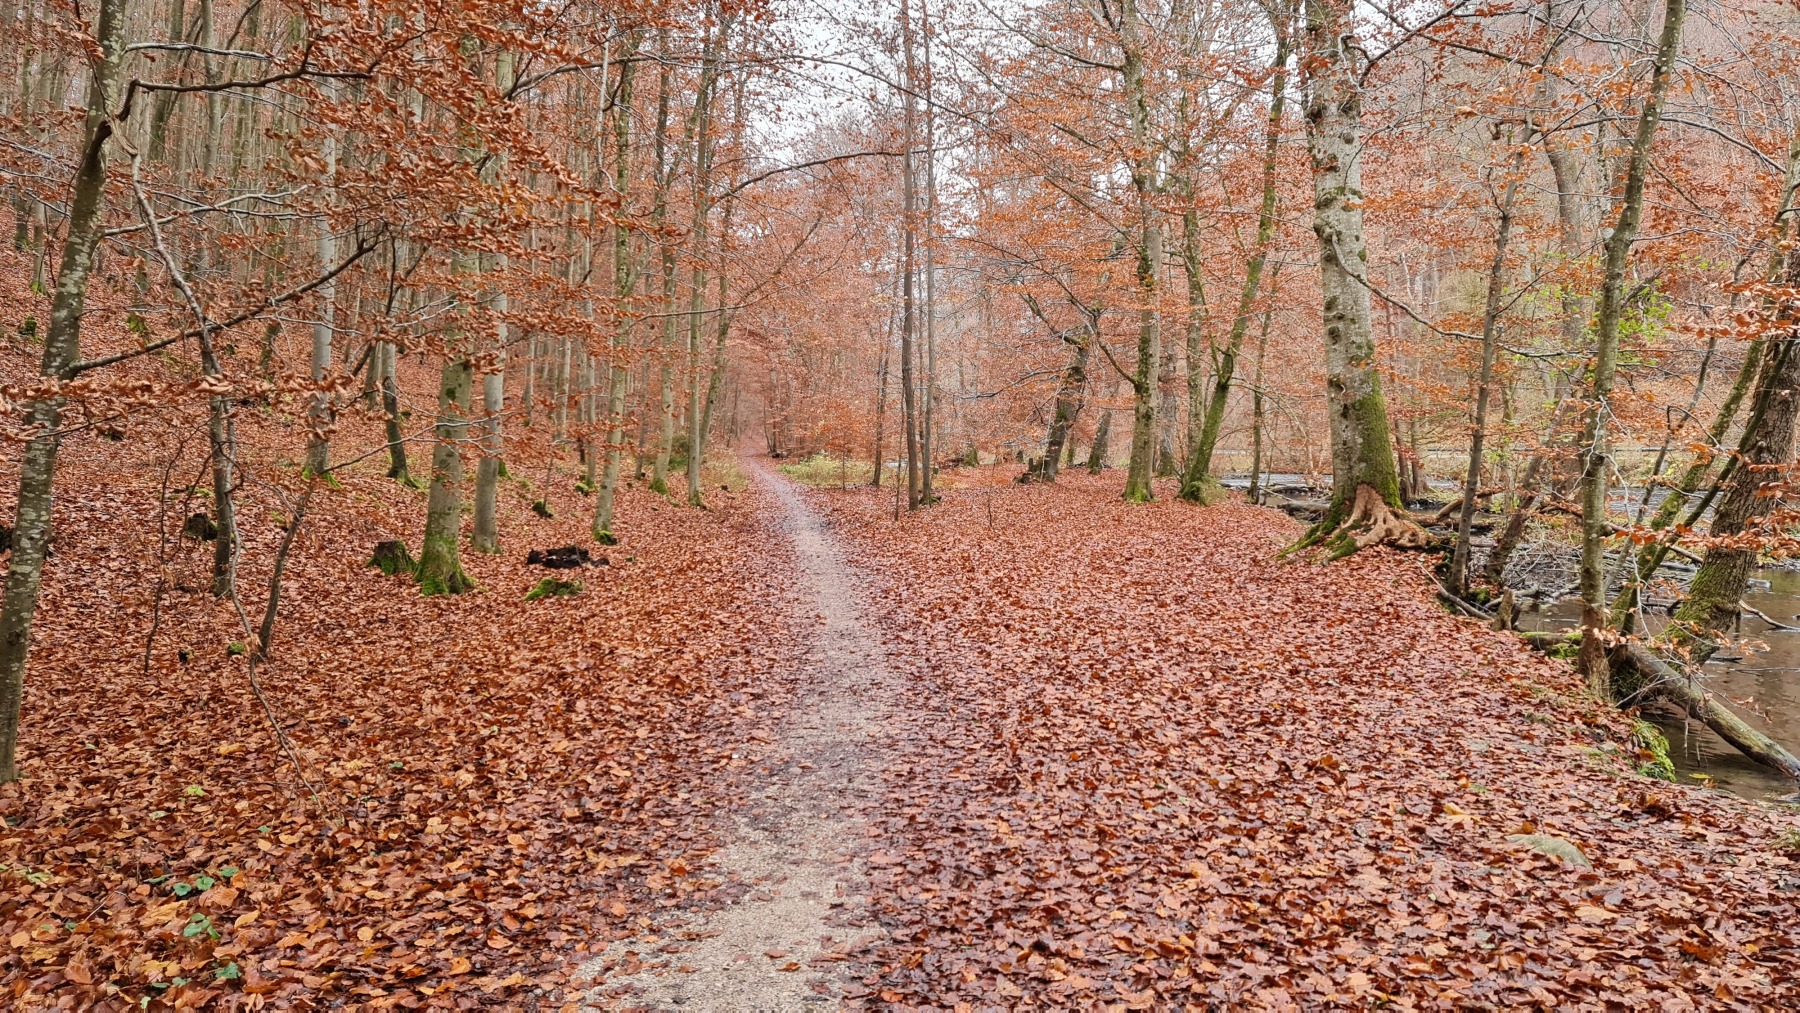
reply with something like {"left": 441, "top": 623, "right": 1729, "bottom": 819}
{"left": 1522, "top": 570, "right": 1800, "bottom": 803}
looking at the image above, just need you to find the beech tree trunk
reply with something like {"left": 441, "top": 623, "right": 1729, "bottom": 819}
{"left": 1672, "top": 337, "right": 1800, "bottom": 641}
{"left": 1297, "top": 0, "right": 1412, "bottom": 549}
{"left": 417, "top": 358, "right": 475, "bottom": 595}
{"left": 1449, "top": 163, "right": 1524, "bottom": 595}
{"left": 1119, "top": 0, "right": 1160, "bottom": 503}
{"left": 1023, "top": 294, "right": 1092, "bottom": 483}
{"left": 1181, "top": 19, "right": 1288, "bottom": 501}
{"left": 0, "top": 0, "right": 126, "bottom": 784}
{"left": 595, "top": 35, "right": 641, "bottom": 542}
{"left": 899, "top": 0, "right": 923, "bottom": 509}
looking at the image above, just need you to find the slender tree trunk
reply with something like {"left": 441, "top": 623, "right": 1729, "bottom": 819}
{"left": 899, "top": 0, "right": 923, "bottom": 508}
{"left": 1449, "top": 165, "right": 1524, "bottom": 595}
{"left": 305, "top": 85, "right": 338, "bottom": 476}
{"left": 1181, "top": 19, "right": 1289, "bottom": 500}
{"left": 871, "top": 271, "right": 897, "bottom": 487}
{"left": 595, "top": 33, "right": 642, "bottom": 541}
{"left": 649, "top": 29, "right": 683, "bottom": 495}
{"left": 0, "top": 0, "right": 126, "bottom": 784}
{"left": 1120, "top": 0, "right": 1160, "bottom": 503}
{"left": 1575, "top": 0, "right": 1686, "bottom": 691}
{"left": 1023, "top": 294, "right": 1092, "bottom": 483}
{"left": 684, "top": 13, "right": 726, "bottom": 506}
{"left": 472, "top": 44, "right": 518, "bottom": 554}
{"left": 1247, "top": 309, "right": 1271, "bottom": 503}
{"left": 472, "top": 260, "right": 507, "bottom": 554}
{"left": 381, "top": 340, "right": 411, "bottom": 482}
{"left": 1088, "top": 378, "right": 1119, "bottom": 474}
{"left": 919, "top": 0, "right": 939, "bottom": 504}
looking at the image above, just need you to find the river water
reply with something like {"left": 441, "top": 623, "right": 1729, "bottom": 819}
{"left": 1523, "top": 573, "right": 1800, "bottom": 802}
{"left": 1222, "top": 474, "right": 1800, "bottom": 800}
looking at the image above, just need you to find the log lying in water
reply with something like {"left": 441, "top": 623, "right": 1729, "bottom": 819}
{"left": 1518, "top": 630, "right": 1800, "bottom": 783}
{"left": 1616, "top": 643, "right": 1800, "bottom": 783}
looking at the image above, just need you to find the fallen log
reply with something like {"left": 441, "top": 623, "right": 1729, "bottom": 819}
{"left": 1517, "top": 632, "right": 1800, "bottom": 783}
{"left": 1616, "top": 643, "right": 1800, "bottom": 783}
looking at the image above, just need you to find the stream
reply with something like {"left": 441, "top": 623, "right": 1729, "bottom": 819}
{"left": 1221, "top": 473, "right": 1800, "bottom": 800}
{"left": 1522, "top": 573, "right": 1800, "bottom": 802}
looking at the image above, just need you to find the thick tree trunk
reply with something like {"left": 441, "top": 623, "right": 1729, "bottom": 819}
{"left": 1672, "top": 337, "right": 1800, "bottom": 640}
{"left": 1575, "top": 0, "right": 1686, "bottom": 692}
{"left": 1297, "top": 0, "right": 1416, "bottom": 551}
{"left": 416, "top": 359, "right": 475, "bottom": 596}
{"left": 0, "top": 0, "right": 126, "bottom": 784}
{"left": 1618, "top": 644, "right": 1800, "bottom": 783}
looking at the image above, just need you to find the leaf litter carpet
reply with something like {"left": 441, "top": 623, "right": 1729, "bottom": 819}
{"left": 808, "top": 473, "right": 1798, "bottom": 1011}
{"left": 4, "top": 457, "right": 1799, "bottom": 1010}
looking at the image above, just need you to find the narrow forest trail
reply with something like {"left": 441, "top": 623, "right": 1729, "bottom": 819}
{"left": 584, "top": 463, "right": 896, "bottom": 1009}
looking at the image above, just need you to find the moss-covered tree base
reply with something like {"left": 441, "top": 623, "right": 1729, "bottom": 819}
{"left": 1291, "top": 483, "right": 1429, "bottom": 558}
{"left": 1176, "top": 475, "right": 1226, "bottom": 506}
{"left": 415, "top": 540, "right": 474, "bottom": 596}
{"left": 525, "top": 577, "right": 582, "bottom": 601}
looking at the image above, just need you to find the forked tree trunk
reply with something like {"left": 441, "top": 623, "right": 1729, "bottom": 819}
{"left": 0, "top": 0, "right": 126, "bottom": 784}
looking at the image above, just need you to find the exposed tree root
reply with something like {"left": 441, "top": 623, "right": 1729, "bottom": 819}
{"left": 1330, "top": 483, "right": 1430, "bottom": 556}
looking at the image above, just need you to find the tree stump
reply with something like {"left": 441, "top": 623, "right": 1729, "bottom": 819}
{"left": 368, "top": 539, "right": 415, "bottom": 576}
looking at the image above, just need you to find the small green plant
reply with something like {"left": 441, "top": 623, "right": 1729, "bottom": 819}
{"left": 575, "top": 477, "right": 595, "bottom": 496}
{"left": 182, "top": 913, "right": 218, "bottom": 940}
{"left": 18, "top": 317, "right": 38, "bottom": 342}
{"left": 225, "top": 641, "right": 248, "bottom": 657}
{"left": 1631, "top": 720, "right": 1676, "bottom": 782}
{"left": 1774, "top": 827, "right": 1800, "bottom": 854}
{"left": 778, "top": 453, "right": 873, "bottom": 487}
{"left": 531, "top": 499, "right": 554, "bottom": 519}
{"left": 214, "top": 961, "right": 241, "bottom": 981}
{"left": 525, "top": 577, "right": 582, "bottom": 601}
{"left": 0, "top": 862, "right": 53, "bottom": 886}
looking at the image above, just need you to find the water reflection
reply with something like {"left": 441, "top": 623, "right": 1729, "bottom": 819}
{"left": 1522, "top": 571, "right": 1800, "bottom": 802}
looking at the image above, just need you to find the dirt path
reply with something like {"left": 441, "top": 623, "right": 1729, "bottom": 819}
{"left": 582, "top": 466, "right": 894, "bottom": 1009}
